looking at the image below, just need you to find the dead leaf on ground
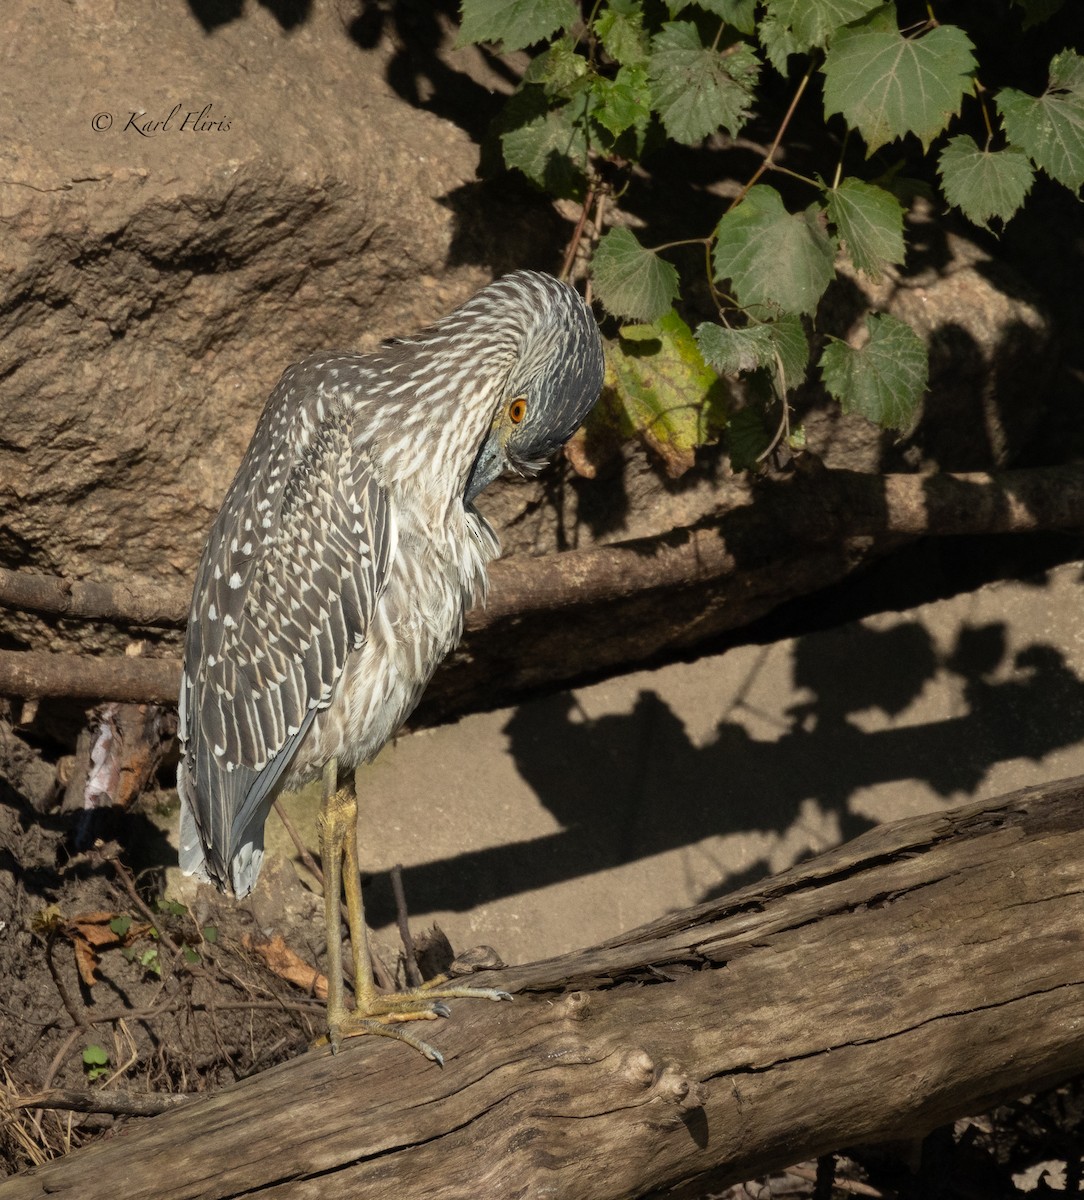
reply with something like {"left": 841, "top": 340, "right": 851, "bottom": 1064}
{"left": 65, "top": 912, "right": 153, "bottom": 987}
{"left": 243, "top": 932, "right": 328, "bottom": 1000}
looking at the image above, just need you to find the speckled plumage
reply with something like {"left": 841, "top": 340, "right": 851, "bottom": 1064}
{"left": 178, "top": 271, "right": 604, "bottom": 897}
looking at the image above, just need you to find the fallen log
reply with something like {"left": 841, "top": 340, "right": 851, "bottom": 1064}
{"left": 9, "top": 774, "right": 1084, "bottom": 1200}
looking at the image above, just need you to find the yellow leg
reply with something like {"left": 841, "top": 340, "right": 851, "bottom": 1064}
{"left": 317, "top": 758, "right": 511, "bottom": 1064}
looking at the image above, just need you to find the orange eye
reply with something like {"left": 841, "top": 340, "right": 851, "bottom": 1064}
{"left": 508, "top": 397, "right": 527, "bottom": 424}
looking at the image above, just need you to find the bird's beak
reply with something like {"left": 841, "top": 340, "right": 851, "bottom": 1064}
{"left": 464, "top": 429, "right": 506, "bottom": 503}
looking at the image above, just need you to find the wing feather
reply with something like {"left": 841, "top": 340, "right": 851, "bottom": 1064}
{"left": 179, "top": 370, "right": 391, "bottom": 895}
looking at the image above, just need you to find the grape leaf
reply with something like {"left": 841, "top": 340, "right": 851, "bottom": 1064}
{"left": 822, "top": 9, "right": 977, "bottom": 154}
{"left": 648, "top": 21, "right": 760, "bottom": 145}
{"left": 763, "top": 314, "right": 811, "bottom": 388}
{"left": 825, "top": 177, "right": 906, "bottom": 279}
{"left": 706, "top": 0, "right": 758, "bottom": 35}
{"left": 997, "top": 49, "right": 1084, "bottom": 191}
{"left": 937, "top": 136, "right": 1035, "bottom": 229}
{"left": 457, "top": 0, "right": 578, "bottom": 51}
{"left": 758, "top": 13, "right": 801, "bottom": 75}
{"left": 523, "top": 36, "right": 589, "bottom": 94}
{"left": 819, "top": 312, "right": 927, "bottom": 429}
{"left": 500, "top": 87, "right": 588, "bottom": 197}
{"left": 762, "top": 0, "right": 884, "bottom": 54}
{"left": 713, "top": 185, "right": 837, "bottom": 315}
{"left": 696, "top": 322, "right": 774, "bottom": 375}
{"left": 592, "top": 227, "right": 680, "bottom": 321}
{"left": 666, "top": 0, "right": 756, "bottom": 28}
{"left": 605, "top": 311, "right": 730, "bottom": 476}
{"left": 591, "top": 64, "right": 652, "bottom": 140}
{"left": 696, "top": 314, "right": 809, "bottom": 388}
{"left": 594, "top": 0, "right": 649, "bottom": 66}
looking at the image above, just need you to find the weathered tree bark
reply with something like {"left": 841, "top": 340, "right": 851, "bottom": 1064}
{"left": 3, "top": 464, "right": 1083, "bottom": 631}
{"left": 2, "top": 463, "right": 1084, "bottom": 712}
{"left": 0, "top": 650, "right": 180, "bottom": 705}
{"left": 9, "top": 775, "right": 1084, "bottom": 1200}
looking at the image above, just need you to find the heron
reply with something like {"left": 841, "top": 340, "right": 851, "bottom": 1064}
{"left": 177, "top": 271, "right": 604, "bottom": 1060}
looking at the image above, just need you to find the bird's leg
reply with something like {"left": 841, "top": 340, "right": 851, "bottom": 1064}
{"left": 317, "top": 758, "right": 350, "bottom": 1041}
{"left": 317, "top": 759, "right": 511, "bottom": 1063}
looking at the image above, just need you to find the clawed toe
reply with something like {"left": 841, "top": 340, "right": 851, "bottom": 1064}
{"left": 321, "top": 984, "right": 512, "bottom": 1063}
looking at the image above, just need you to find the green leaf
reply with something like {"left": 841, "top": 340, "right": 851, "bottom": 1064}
{"left": 183, "top": 946, "right": 201, "bottom": 964}
{"left": 592, "top": 227, "right": 680, "bottom": 321}
{"left": 822, "top": 9, "right": 977, "bottom": 154}
{"left": 703, "top": 0, "right": 757, "bottom": 35}
{"left": 594, "top": 0, "right": 649, "bottom": 66}
{"left": 140, "top": 947, "right": 162, "bottom": 977}
{"left": 696, "top": 313, "right": 809, "bottom": 388}
{"left": 825, "top": 177, "right": 906, "bottom": 278}
{"left": 109, "top": 915, "right": 132, "bottom": 937}
{"left": 648, "top": 22, "right": 760, "bottom": 144}
{"left": 523, "top": 36, "right": 589, "bottom": 94}
{"left": 713, "top": 185, "right": 837, "bottom": 315}
{"left": 591, "top": 64, "right": 652, "bottom": 140}
{"left": 937, "top": 136, "right": 1035, "bottom": 229}
{"left": 819, "top": 312, "right": 927, "bottom": 429}
{"left": 758, "top": 12, "right": 801, "bottom": 74}
{"left": 605, "top": 311, "right": 730, "bottom": 476}
{"left": 83, "top": 1044, "right": 109, "bottom": 1067}
{"left": 763, "top": 0, "right": 884, "bottom": 54}
{"left": 457, "top": 0, "right": 578, "bottom": 51}
{"left": 997, "top": 50, "right": 1084, "bottom": 192}
{"left": 500, "top": 87, "right": 589, "bottom": 197}
{"left": 765, "top": 313, "right": 812, "bottom": 388}
{"left": 156, "top": 898, "right": 187, "bottom": 918}
{"left": 203, "top": 925, "right": 219, "bottom": 943}
{"left": 696, "top": 322, "right": 775, "bottom": 375}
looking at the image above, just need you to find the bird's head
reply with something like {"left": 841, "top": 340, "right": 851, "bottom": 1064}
{"left": 463, "top": 273, "right": 604, "bottom": 503}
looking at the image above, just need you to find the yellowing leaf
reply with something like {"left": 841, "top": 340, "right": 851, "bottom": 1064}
{"left": 605, "top": 312, "right": 730, "bottom": 476}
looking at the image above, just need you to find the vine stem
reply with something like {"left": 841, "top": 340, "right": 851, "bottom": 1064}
{"left": 727, "top": 61, "right": 816, "bottom": 213}
{"left": 650, "top": 236, "right": 712, "bottom": 255}
{"left": 974, "top": 78, "right": 994, "bottom": 148}
{"left": 756, "top": 348, "right": 793, "bottom": 463}
{"left": 584, "top": 189, "right": 606, "bottom": 307}
{"left": 560, "top": 183, "right": 597, "bottom": 282}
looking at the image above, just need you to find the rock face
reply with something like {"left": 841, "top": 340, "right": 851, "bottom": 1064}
{"left": 0, "top": 1, "right": 493, "bottom": 650}
{"left": 0, "top": 0, "right": 1059, "bottom": 674}
{"left": 805, "top": 206, "right": 1056, "bottom": 475}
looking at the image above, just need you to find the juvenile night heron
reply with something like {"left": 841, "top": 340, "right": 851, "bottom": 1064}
{"left": 178, "top": 271, "right": 604, "bottom": 1059}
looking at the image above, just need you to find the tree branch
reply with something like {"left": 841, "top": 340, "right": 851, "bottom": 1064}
{"left": 0, "top": 568, "right": 190, "bottom": 630}
{"left": 9, "top": 775, "right": 1084, "bottom": 1199}
{"left": 2, "top": 465, "right": 1082, "bottom": 705}
{"left": 0, "top": 650, "right": 180, "bottom": 704}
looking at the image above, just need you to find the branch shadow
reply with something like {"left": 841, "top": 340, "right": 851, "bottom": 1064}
{"left": 364, "top": 612, "right": 1084, "bottom": 926}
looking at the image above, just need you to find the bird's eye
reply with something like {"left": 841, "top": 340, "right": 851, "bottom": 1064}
{"left": 508, "top": 397, "right": 528, "bottom": 424}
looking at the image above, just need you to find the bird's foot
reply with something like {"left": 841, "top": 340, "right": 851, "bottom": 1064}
{"left": 319, "top": 984, "right": 512, "bottom": 1064}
